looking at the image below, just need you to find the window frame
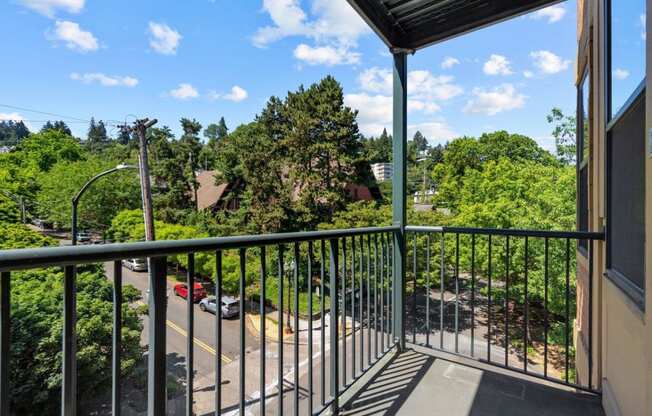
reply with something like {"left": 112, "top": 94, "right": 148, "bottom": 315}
{"left": 577, "top": 66, "right": 590, "bottom": 256}
{"left": 604, "top": 0, "right": 646, "bottom": 310}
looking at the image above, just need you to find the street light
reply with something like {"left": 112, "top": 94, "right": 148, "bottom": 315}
{"left": 284, "top": 258, "right": 296, "bottom": 334}
{"left": 71, "top": 164, "right": 138, "bottom": 245}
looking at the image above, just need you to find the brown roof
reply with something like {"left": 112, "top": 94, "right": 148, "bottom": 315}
{"left": 193, "top": 170, "right": 229, "bottom": 210}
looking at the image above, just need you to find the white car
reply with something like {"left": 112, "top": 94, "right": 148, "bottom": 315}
{"left": 122, "top": 258, "right": 148, "bottom": 272}
{"left": 199, "top": 296, "right": 239, "bottom": 318}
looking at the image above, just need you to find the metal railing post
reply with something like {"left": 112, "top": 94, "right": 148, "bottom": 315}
{"left": 148, "top": 256, "right": 167, "bottom": 416}
{"left": 329, "top": 239, "right": 339, "bottom": 414}
{"left": 62, "top": 265, "right": 77, "bottom": 416}
{"left": 392, "top": 50, "right": 408, "bottom": 351}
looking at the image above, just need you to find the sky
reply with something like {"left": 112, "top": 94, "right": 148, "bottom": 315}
{"left": 0, "top": 0, "right": 644, "bottom": 152}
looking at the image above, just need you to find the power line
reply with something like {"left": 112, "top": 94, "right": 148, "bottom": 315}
{"left": 0, "top": 103, "right": 90, "bottom": 123}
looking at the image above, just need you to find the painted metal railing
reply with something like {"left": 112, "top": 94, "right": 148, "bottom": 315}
{"left": 0, "top": 226, "right": 400, "bottom": 415}
{"left": 404, "top": 226, "right": 604, "bottom": 393}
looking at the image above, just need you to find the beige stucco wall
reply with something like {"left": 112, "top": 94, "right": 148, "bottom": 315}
{"left": 576, "top": 1, "right": 651, "bottom": 414}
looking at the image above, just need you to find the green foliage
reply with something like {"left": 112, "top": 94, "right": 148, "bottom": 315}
{"left": 14, "top": 130, "right": 84, "bottom": 172}
{"left": 0, "top": 120, "right": 29, "bottom": 146}
{"left": 41, "top": 121, "right": 72, "bottom": 136}
{"left": 433, "top": 131, "right": 558, "bottom": 210}
{"left": 215, "top": 76, "right": 369, "bottom": 232}
{"left": 361, "top": 128, "right": 392, "bottom": 163}
{"left": 0, "top": 223, "right": 56, "bottom": 249}
{"left": 86, "top": 117, "right": 110, "bottom": 152}
{"left": 36, "top": 156, "right": 141, "bottom": 230}
{"left": 1, "top": 225, "right": 143, "bottom": 413}
{"left": 147, "top": 126, "right": 195, "bottom": 222}
{"left": 547, "top": 107, "right": 577, "bottom": 165}
{"left": 0, "top": 194, "right": 20, "bottom": 223}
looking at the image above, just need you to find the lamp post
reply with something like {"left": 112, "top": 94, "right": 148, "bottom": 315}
{"left": 71, "top": 164, "right": 138, "bottom": 246}
{"left": 284, "top": 258, "right": 295, "bottom": 334}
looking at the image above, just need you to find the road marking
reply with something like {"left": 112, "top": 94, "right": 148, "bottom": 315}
{"left": 133, "top": 300, "right": 232, "bottom": 364}
{"left": 165, "top": 319, "right": 232, "bottom": 364}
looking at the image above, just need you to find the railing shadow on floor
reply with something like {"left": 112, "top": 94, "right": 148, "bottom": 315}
{"left": 339, "top": 349, "right": 434, "bottom": 416}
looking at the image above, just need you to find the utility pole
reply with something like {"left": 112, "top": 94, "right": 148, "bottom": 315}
{"left": 126, "top": 118, "right": 158, "bottom": 241}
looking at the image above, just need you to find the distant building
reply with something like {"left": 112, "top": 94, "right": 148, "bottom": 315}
{"left": 371, "top": 162, "right": 392, "bottom": 182}
{"left": 0, "top": 146, "right": 14, "bottom": 154}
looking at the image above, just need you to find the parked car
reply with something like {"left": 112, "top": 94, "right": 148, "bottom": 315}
{"left": 199, "top": 295, "right": 239, "bottom": 318}
{"left": 122, "top": 258, "right": 148, "bottom": 272}
{"left": 77, "top": 231, "right": 92, "bottom": 243}
{"left": 173, "top": 282, "right": 206, "bottom": 302}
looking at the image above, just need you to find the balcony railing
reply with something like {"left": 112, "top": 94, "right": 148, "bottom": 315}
{"left": 0, "top": 225, "right": 604, "bottom": 415}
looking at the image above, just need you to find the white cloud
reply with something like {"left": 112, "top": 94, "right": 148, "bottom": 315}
{"left": 357, "top": 67, "right": 463, "bottom": 101}
{"left": 483, "top": 54, "right": 513, "bottom": 76}
{"left": 344, "top": 93, "right": 442, "bottom": 136}
{"left": 148, "top": 22, "right": 181, "bottom": 55}
{"left": 463, "top": 84, "right": 527, "bottom": 116}
{"left": 613, "top": 68, "right": 630, "bottom": 80}
{"left": 441, "top": 56, "right": 460, "bottom": 69}
{"left": 530, "top": 5, "right": 566, "bottom": 23}
{"left": 408, "top": 122, "right": 457, "bottom": 144}
{"left": 19, "top": 0, "right": 84, "bottom": 18}
{"left": 523, "top": 70, "right": 534, "bottom": 79}
{"left": 530, "top": 50, "right": 571, "bottom": 74}
{"left": 253, "top": 0, "right": 368, "bottom": 47}
{"left": 70, "top": 72, "right": 138, "bottom": 87}
{"left": 51, "top": 20, "right": 98, "bottom": 52}
{"left": 253, "top": 0, "right": 368, "bottom": 66}
{"left": 169, "top": 83, "right": 198, "bottom": 100}
{"left": 408, "top": 71, "right": 463, "bottom": 101}
{"left": 408, "top": 100, "right": 440, "bottom": 114}
{"left": 223, "top": 85, "right": 248, "bottom": 102}
{"left": 294, "top": 43, "right": 360, "bottom": 66}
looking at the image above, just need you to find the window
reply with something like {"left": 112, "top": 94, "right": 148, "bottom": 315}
{"left": 606, "top": 1, "right": 646, "bottom": 309}
{"left": 608, "top": 0, "right": 646, "bottom": 119}
{"left": 577, "top": 68, "right": 590, "bottom": 252}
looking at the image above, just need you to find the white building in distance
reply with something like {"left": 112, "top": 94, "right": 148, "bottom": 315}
{"left": 371, "top": 162, "right": 392, "bottom": 182}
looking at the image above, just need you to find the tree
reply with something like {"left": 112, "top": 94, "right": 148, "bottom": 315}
{"left": 86, "top": 118, "right": 110, "bottom": 151}
{"left": 15, "top": 129, "right": 84, "bottom": 172}
{"left": 179, "top": 118, "right": 203, "bottom": 211}
{"left": 1, "top": 224, "right": 143, "bottom": 414}
{"left": 36, "top": 156, "right": 141, "bottom": 229}
{"left": 0, "top": 120, "right": 30, "bottom": 146}
{"left": 147, "top": 126, "right": 194, "bottom": 222}
{"left": 362, "top": 128, "right": 392, "bottom": 163}
{"left": 40, "top": 120, "right": 72, "bottom": 136}
{"left": 432, "top": 131, "right": 558, "bottom": 210}
{"left": 282, "top": 76, "right": 365, "bottom": 227}
{"left": 203, "top": 116, "right": 228, "bottom": 143}
{"left": 412, "top": 131, "right": 428, "bottom": 154}
{"left": 547, "top": 107, "right": 576, "bottom": 165}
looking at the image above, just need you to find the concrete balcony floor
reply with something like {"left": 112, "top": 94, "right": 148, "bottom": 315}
{"left": 340, "top": 349, "right": 604, "bottom": 416}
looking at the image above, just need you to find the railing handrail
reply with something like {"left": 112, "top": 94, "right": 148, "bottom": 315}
{"left": 0, "top": 226, "right": 400, "bottom": 271}
{"left": 406, "top": 225, "right": 605, "bottom": 240}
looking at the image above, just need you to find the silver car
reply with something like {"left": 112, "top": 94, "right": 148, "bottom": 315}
{"left": 199, "top": 296, "right": 239, "bottom": 318}
{"left": 122, "top": 258, "right": 148, "bottom": 272}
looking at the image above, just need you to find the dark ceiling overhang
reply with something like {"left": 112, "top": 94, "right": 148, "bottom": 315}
{"left": 346, "top": 0, "right": 563, "bottom": 51}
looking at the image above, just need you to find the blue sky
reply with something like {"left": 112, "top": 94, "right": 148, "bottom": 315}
{"left": 0, "top": 0, "right": 643, "bottom": 152}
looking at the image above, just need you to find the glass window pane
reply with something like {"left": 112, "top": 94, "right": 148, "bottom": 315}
{"left": 610, "top": 1, "right": 646, "bottom": 119}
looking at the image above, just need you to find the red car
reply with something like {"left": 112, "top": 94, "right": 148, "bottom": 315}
{"left": 173, "top": 282, "right": 206, "bottom": 302}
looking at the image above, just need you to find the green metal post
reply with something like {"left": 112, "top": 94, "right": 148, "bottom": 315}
{"left": 392, "top": 50, "right": 408, "bottom": 351}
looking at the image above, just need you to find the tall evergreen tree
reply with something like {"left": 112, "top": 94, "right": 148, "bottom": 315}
{"left": 40, "top": 120, "right": 72, "bottom": 136}
{"left": 86, "top": 118, "right": 109, "bottom": 151}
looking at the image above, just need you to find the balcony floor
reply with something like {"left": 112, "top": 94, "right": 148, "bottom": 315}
{"left": 340, "top": 349, "right": 604, "bottom": 416}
